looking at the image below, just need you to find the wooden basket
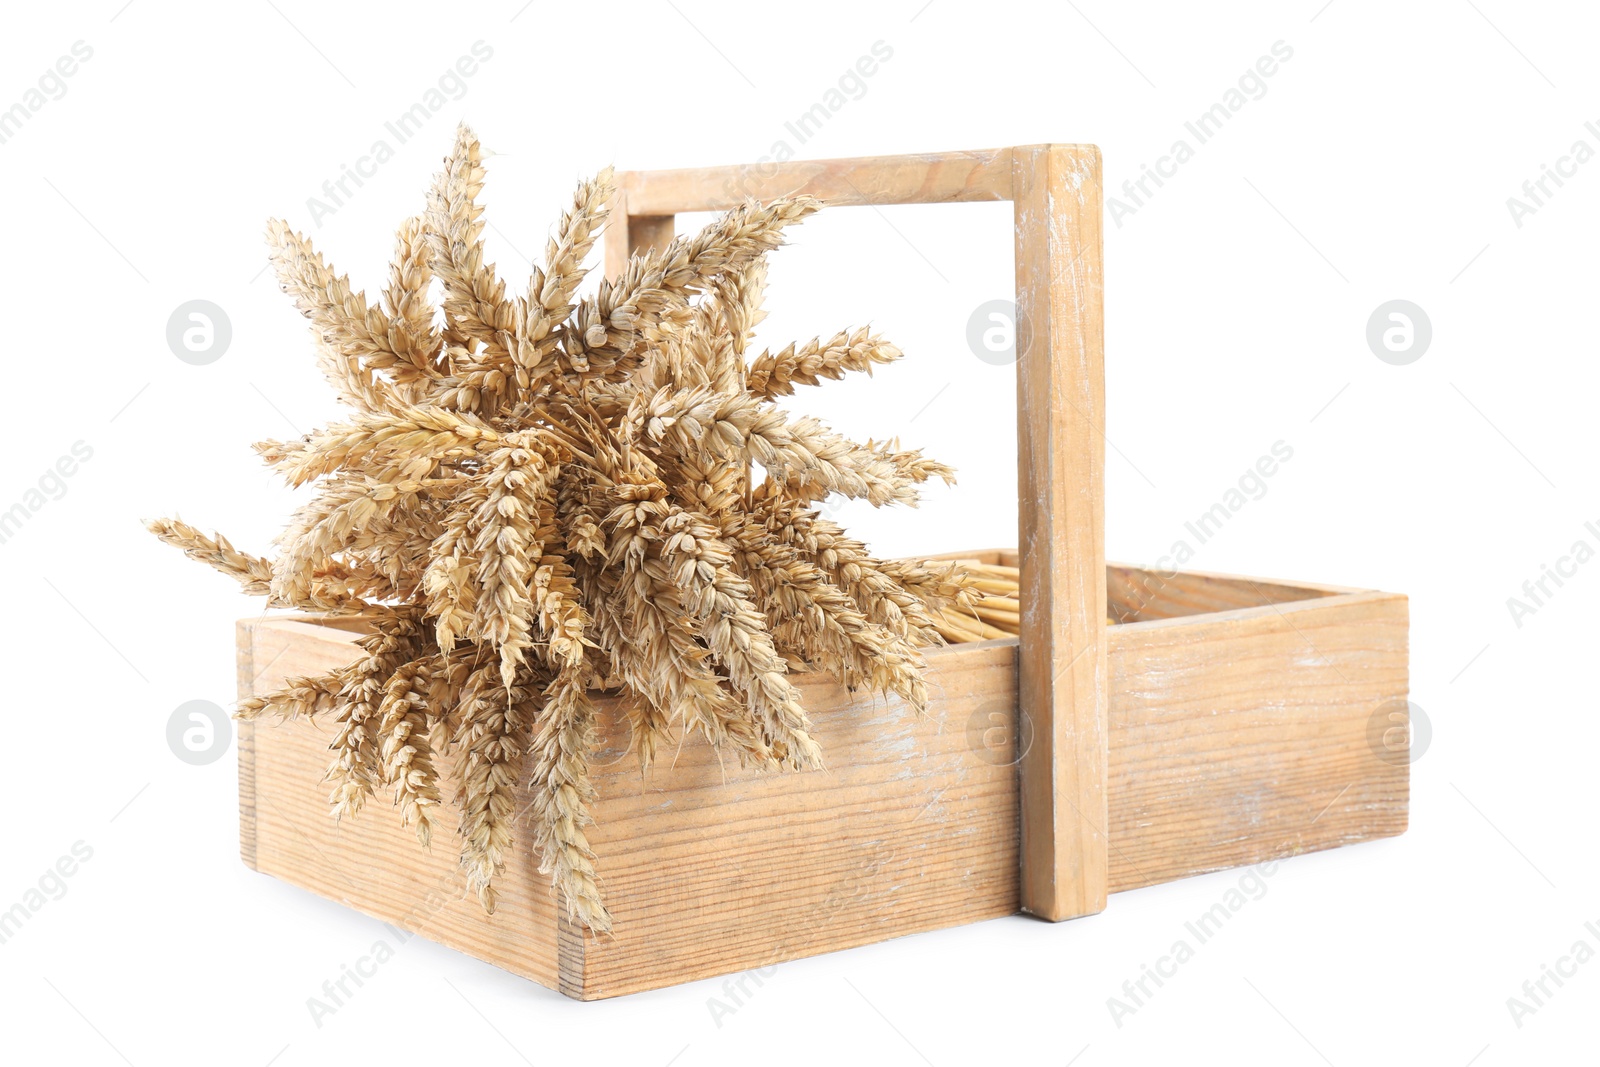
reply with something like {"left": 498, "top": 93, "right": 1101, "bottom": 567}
{"left": 237, "top": 146, "right": 1409, "bottom": 1000}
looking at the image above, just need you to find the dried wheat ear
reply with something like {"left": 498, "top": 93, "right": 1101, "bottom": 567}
{"left": 150, "top": 123, "right": 976, "bottom": 933}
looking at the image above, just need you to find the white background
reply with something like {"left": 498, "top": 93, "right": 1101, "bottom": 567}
{"left": 1, "top": 1, "right": 1595, "bottom": 1064}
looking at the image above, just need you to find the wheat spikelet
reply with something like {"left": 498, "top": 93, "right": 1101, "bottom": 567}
{"left": 384, "top": 215, "right": 444, "bottom": 389}
{"left": 517, "top": 167, "right": 617, "bottom": 384}
{"left": 325, "top": 621, "right": 423, "bottom": 818}
{"left": 147, "top": 517, "right": 273, "bottom": 593}
{"left": 425, "top": 125, "right": 517, "bottom": 378}
{"left": 151, "top": 124, "right": 972, "bottom": 929}
{"left": 376, "top": 654, "right": 443, "bottom": 847}
{"left": 745, "top": 327, "right": 902, "bottom": 400}
{"left": 526, "top": 673, "right": 609, "bottom": 931}
{"left": 468, "top": 442, "right": 562, "bottom": 686}
{"left": 453, "top": 663, "right": 534, "bottom": 912}
{"left": 265, "top": 221, "right": 407, "bottom": 414}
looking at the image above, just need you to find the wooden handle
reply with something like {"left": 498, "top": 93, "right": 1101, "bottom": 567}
{"left": 606, "top": 146, "right": 1109, "bottom": 922}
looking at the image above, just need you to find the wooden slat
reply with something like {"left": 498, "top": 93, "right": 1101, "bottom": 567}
{"left": 577, "top": 642, "right": 1022, "bottom": 999}
{"left": 1011, "top": 144, "right": 1109, "bottom": 921}
{"left": 617, "top": 147, "right": 1014, "bottom": 216}
{"left": 1107, "top": 564, "right": 1338, "bottom": 623}
{"left": 608, "top": 145, "right": 1111, "bottom": 924}
{"left": 237, "top": 620, "right": 258, "bottom": 871}
{"left": 1105, "top": 590, "right": 1410, "bottom": 889}
{"left": 239, "top": 571, "right": 1407, "bottom": 998}
{"left": 242, "top": 619, "right": 1022, "bottom": 1000}
{"left": 602, "top": 209, "right": 674, "bottom": 282}
{"left": 242, "top": 619, "right": 564, "bottom": 991}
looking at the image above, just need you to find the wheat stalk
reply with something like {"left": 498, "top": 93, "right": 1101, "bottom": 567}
{"left": 150, "top": 123, "right": 975, "bottom": 932}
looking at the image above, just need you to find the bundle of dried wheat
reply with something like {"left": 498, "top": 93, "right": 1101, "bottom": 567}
{"left": 928, "top": 562, "right": 1020, "bottom": 641}
{"left": 151, "top": 124, "right": 970, "bottom": 932}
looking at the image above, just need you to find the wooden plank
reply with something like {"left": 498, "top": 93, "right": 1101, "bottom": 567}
{"left": 1011, "top": 144, "right": 1109, "bottom": 921}
{"left": 915, "top": 555, "right": 1351, "bottom": 623}
{"left": 1104, "top": 590, "right": 1410, "bottom": 889}
{"left": 575, "top": 641, "right": 1022, "bottom": 999}
{"left": 239, "top": 570, "right": 1407, "bottom": 998}
{"left": 242, "top": 620, "right": 564, "bottom": 992}
{"left": 603, "top": 207, "right": 674, "bottom": 281}
{"left": 1107, "top": 564, "right": 1338, "bottom": 623}
{"left": 236, "top": 619, "right": 257, "bottom": 871}
{"left": 920, "top": 547, "right": 1011, "bottom": 567}
{"left": 617, "top": 147, "right": 1014, "bottom": 216}
{"left": 607, "top": 144, "right": 1114, "bottom": 924}
{"left": 241, "top": 619, "right": 1021, "bottom": 999}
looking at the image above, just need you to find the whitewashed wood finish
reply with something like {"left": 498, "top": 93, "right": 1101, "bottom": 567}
{"left": 1011, "top": 144, "right": 1108, "bottom": 921}
{"left": 232, "top": 146, "right": 1410, "bottom": 999}
{"left": 603, "top": 143, "right": 1111, "bottom": 925}
{"left": 239, "top": 560, "right": 1407, "bottom": 999}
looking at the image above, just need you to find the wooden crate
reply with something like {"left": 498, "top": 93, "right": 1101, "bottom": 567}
{"left": 236, "top": 146, "right": 1409, "bottom": 1000}
{"left": 240, "top": 556, "right": 1406, "bottom": 999}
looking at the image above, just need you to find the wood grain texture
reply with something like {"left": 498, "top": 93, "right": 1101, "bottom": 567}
{"left": 237, "top": 620, "right": 257, "bottom": 871}
{"left": 607, "top": 145, "right": 1114, "bottom": 923}
{"left": 602, "top": 208, "right": 674, "bottom": 282}
{"left": 240, "top": 619, "right": 563, "bottom": 990}
{"left": 1105, "top": 590, "right": 1410, "bottom": 889}
{"left": 241, "top": 619, "right": 1021, "bottom": 1000}
{"left": 576, "top": 641, "right": 1022, "bottom": 999}
{"left": 617, "top": 147, "right": 1014, "bottom": 215}
{"left": 238, "top": 564, "right": 1408, "bottom": 999}
{"left": 1107, "top": 564, "right": 1352, "bottom": 623}
{"left": 1012, "top": 144, "right": 1109, "bottom": 921}
{"left": 230, "top": 142, "right": 1412, "bottom": 997}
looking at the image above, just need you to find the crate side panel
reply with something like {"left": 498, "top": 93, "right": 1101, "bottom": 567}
{"left": 238, "top": 619, "right": 259, "bottom": 870}
{"left": 1106, "top": 565, "right": 1342, "bottom": 622}
{"left": 1105, "top": 592, "right": 1409, "bottom": 890}
{"left": 575, "top": 642, "right": 1022, "bottom": 999}
{"left": 245, "top": 620, "right": 564, "bottom": 992}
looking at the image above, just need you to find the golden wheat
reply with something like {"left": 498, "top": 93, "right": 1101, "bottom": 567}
{"left": 151, "top": 123, "right": 972, "bottom": 933}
